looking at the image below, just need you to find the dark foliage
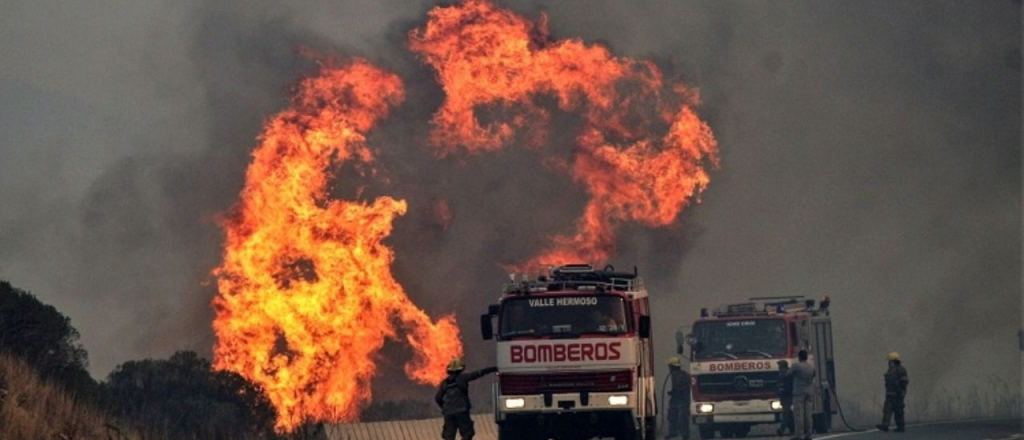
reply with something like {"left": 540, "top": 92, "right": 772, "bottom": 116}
{"left": 0, "top": 280, "right": 97, "bottom": 396}
{"left": 106, "top": 350, "right": 278, "bottom": 440}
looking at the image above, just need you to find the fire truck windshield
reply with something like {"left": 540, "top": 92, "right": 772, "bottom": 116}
{"left": 499, "top": 295, "right": 629, "bottom": 338}
{"left": 692, "top": 319, "right": 787, "bottom": 360}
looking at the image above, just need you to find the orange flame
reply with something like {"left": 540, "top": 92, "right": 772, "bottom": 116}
{"left": 212, "top": 59, "right": 462, "bottom": 432}
{"left": 410, "top": 0, "right": 720, "bottom": 269}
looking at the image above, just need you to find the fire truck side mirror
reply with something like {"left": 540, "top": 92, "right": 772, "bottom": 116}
{"left": 480, "top": 314, "right": 494, "bottom": 340}
{"left": 638, "top": 316, "right": 651, "bottom": 339}
{"left": 684, "top": 333, "right": 697, "bottom": 347}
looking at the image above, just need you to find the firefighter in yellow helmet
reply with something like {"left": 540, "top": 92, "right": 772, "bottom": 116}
{"left": 435, "top": 358, "right": 497, "bottom": 440}
{"left": 666, "top": 356, "right": 691, "bottom": 440}
{"left": 876, "top": 351, "right": 909, "bottom": 432}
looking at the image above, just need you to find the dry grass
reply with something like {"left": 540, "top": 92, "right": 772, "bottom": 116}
{"left": 0, "top": 353, "right": 144, "bottom": 440}
{"left": 837, "top": 378, "right": 1022, "bottom": 429}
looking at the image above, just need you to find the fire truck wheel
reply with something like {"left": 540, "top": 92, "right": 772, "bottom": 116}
{"left": 643, "top": 416, "right": 656, "bottom": 440}
{"left": 697, "top": 424, "right": 715, "bottom": 439}
{"left": 498, "top": 421, "right": 533, "bottom": 440}
{"left": 614, "top": 425, "right": 641, "bottom": 440}
{"left": 614, "top": 429, "right": 641, "bottom": 440}
{"left": 614, "top": 415, "right": 641, "bottom": 440}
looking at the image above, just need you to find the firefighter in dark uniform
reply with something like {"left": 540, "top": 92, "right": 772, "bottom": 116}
{"left": 435, "top": 358, "right": 498, "bottom": 440}
{"left": 876, "top": 351, "right": 909, "bottom": 433}
{"left": 776, "top": 360, "right": 795, "bottom": 436}
{"left": 666, "top": 356, "right": 691, "bottom": 440}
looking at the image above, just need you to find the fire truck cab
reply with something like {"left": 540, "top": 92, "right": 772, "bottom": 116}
{"left": 679, "top": 297, "right": 836, "bottom": 439}
{"left": 480, "top": 264, "right": 657, "bottom": 440}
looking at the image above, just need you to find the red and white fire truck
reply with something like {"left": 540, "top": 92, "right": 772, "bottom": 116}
{"left": 480, "top": 264, "right": 657, "bottom": 440}
{"left": 679, "top": 297, "right": 836, "bottom": 439}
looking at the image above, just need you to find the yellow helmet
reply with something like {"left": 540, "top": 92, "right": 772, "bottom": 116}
{"left": 447, "top": 358, "right": 466, "bottom": 372}
{"left": 888, "top": 351, "right": 900, "bottom": 361}
{"left": 667, "top": 356, "right": 681, "bottom": 367}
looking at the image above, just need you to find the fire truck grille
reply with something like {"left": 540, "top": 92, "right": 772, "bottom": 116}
{"left": 695, "top": 372, "right": 780, "bottom": 395}
{"left": 500, "top": 370, "right": 633, "bottom": 395}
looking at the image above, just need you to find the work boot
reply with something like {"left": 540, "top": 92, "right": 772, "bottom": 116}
{"left": 876, "top": 424, "right": 889, "bottom": 432}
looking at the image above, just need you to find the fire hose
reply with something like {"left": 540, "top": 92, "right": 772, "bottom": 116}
{"left": 831, "top": 387, "right": 864, "bottom": 432}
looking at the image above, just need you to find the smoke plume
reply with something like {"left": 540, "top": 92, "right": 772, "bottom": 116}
{"left": 0, "top": 0, "right": 1018, "bottom": 421}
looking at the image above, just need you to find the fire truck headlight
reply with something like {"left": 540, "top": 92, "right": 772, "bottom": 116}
{"left": 771, "top": 400, "right": 783, "bottom": 411}
{"left": 697, "top": 403, "right": 714, "bottom": 414}
{"left": 504, "top": 398, "right": 525, "bottom": 409}
{"left": 608, "top": 395, "right": 629, "bottom": 406}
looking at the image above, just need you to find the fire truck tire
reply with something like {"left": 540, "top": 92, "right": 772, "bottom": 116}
{"left": 497, "top": 423, "right": 513, "bottom": 440}
{"left": 643, "top": 416, "right": 656, "bottom": 440}
{"left": 614, "top": 416, "right": 641, "bottom": 440}
{"left": 698, "top": 424, "right": 715, "bottom": 439}
{"left": 615, "top": 428, "right": 641, "bottom": 440}
{"left": 498, "top": 421, "right": 534, "bottom": 440}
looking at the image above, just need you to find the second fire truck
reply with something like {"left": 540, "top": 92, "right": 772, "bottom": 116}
{"left": 480, "top": 264, "right": 657, "bottom": 440}
{"left": 678, "top": 297, "right": 837, "bottom": 439}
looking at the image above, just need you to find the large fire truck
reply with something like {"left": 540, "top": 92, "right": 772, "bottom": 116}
{"left": 678, "top": 297, "right": 836, "bottom": 439}
{"left": 480, "top": 264, "right": 657, "bottom": 440}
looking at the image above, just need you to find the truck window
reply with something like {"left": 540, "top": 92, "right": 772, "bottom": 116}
{"left": 500, "top": 295, "right": 629, "bottom": 338}
{"left": 692, "top": 319, "right": 788, "bottom": 360}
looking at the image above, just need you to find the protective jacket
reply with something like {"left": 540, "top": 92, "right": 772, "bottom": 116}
{"left": 669, "top": 368, "right": 691, "bottom": 402}
{"left": 778, "top": 369, "right": 793, "bottom": 398}
{"left": 884, "top": 363, "right": 909, "bottom": 396}
{"left": 435, "top": 367, "right": 498, "bottom": 416}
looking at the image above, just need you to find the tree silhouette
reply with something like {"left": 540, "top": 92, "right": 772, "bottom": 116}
{"left": 106, "top": 350, "right": 278, "bottom": 439}
{"left": 0, "top": 280, "right": 95, "bottom": 395}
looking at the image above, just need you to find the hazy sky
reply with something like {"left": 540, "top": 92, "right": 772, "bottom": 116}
{"left": 1, "top": 0, "right": 1019, "bottom": 419}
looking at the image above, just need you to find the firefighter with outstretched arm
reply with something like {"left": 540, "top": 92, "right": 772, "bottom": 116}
{"left": 876, "top": 351, "right": 909, "bottom": 433}
{"left": 436, "top": 358, "right": 498, "bottom": 440}
{"left": 666, "top": 356, "right": 691, "bottom": 440}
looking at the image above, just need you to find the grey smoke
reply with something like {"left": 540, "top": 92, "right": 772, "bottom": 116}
{"left": 0, "top": 0, "right": 1018, "bottom": 420}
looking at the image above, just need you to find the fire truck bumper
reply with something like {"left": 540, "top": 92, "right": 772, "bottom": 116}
{"left": 691, "top": 399, "right": 781, "bottom": 425}
{"left": 496, "top": 390, "right": 637, "bottom": 415}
